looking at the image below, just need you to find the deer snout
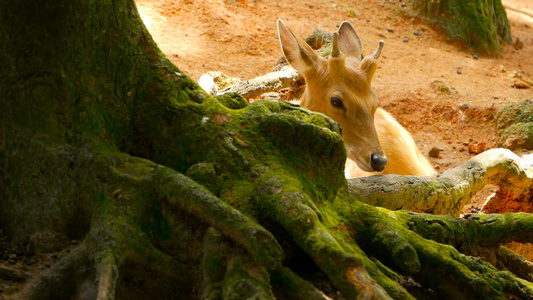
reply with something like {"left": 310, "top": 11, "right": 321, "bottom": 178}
{"left": 370, "top": 152, "right": 387, "bottom": 172}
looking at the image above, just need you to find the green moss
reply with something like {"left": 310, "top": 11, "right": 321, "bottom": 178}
{"left": 216, "top": 93, "right": 249, "bottom": 110}
{"left": 410, "top": 0, "right": 511, "bottom": 56}
{"left": 186, "top": 162, "right": 223, "bottom": 196}
{"left": 222, "top": 264, "right": 272, "bottom": 299}
{"left": 497, "top": 100, "right": 533, "bottom": 150}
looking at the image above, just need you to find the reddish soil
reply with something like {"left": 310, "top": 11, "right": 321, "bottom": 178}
{"left": 136, "top": 0, "right": 532, "bottom": 171}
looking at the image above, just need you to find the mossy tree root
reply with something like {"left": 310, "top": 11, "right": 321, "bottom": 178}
{"left": 21, "top": 150, "right": 279, "bottom": 299}
{"left": 344, "top": 201, "right": 533, "bottom": 299}
{"left": 154, "top": 165, "right": 285, "bottom": 271}
{"left": 253, "top": 174, "right": 412, "bottom": 299}
{"left": 348, "top": 148, "right": 533, "bottom": 216}
{"left": 393, "top": 210, "right": 533, "bottom": 283}
{"left": 395, "top": 211, "right": 533, "bottom": 248}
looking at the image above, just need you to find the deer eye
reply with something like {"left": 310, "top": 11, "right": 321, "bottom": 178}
{"left": 330, "top": 96, "right": 344, "bottom": 108}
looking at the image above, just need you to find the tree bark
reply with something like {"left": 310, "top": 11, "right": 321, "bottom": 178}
{"left": 410, "top": 0, "right": 511, "bottom": 56}
{"left": 1, "top": 1, "right": 533, "bottom": 299}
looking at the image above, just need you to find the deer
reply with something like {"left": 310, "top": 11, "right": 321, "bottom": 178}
{"left": 277, "top": 19, "right": 436, "bottom": 178}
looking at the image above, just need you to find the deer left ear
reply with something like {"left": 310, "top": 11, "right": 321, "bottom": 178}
{"left": 277, "top": 19, "right": 321, "bottom": 76}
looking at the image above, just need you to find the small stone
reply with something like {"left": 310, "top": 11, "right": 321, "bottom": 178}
{"left": 45, "top": 263, "right": 51, "bottom": 268}
{"left": 460, "top": 103, "right": 469, "bottom": 109}
{"left": 468, "top": 142, "right": 486, "bottom": 154}
{"left": 512, "top": 80, "right": 531, "bottom": 89}
{"left": 403, "top": 36, "right": 409, "bottom": 42}
{"left": 386, "top": 25, "right": 394, "bottom": 33}
{"left": 430, "top": 79, "right": 451, "bottom": 94}
{"left": 472, "top": 53, "right": 479, "bottom": 60}
{"left": 456, "top": 68, "right": 462, "bottom": 74}
{"left": 401, "top": 2, "right": 406, "bottom": 7}
{"left": 514, "top": 37, "right": 524, "bottom": 50}
{"left": 428, "top": 147, "right": 441, "bottom": 158}
{"left": 413, "top": 31, "right": 420, "bottom": 36}
{"left": 471, "top": 208, "right": 478, "bottom": 213}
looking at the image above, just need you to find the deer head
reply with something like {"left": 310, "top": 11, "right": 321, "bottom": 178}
{"left": 277, "top": 19, "right": 387, "bottom": 172}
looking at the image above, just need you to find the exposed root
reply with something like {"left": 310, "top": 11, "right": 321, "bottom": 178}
{"left": 395, "top": 211, "right": 533, "bottom": 248}
{"left": 270, "top": 266, "right": 332, "bottom": 300}
{"left": 0, "top": 266, "right": 30, "bottom": 282}
{"left": 253, "top": 174, "right": 394, "bottom": 299}
{"left": 95, "top": 253, "right": 119, "bottom": 300}
{"left": 215, "top": 66, "right": 299, "bottom": 99}
{"left": 201, "top": 227, "right": 273, "bottom": 300}
{"left": 154, "top": 165, "right": 284, "bottom": 270}
{"left": 496, "top": 246, "right": 533, "bottom": 282}
{"left": 348, "top": 202, "right": 533, "bottom": 299}
{"left": 348, "top": 149, "right": 533, "bottom": 216}
{"left": 23, "top": 245, "right": 93, "bottom": 300}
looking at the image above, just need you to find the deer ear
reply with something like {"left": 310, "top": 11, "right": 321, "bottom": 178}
{"left": 277, "top": 19, "right": 320, "bottom": 75}
{"left": 337, "top": 21, "right": 362, "bottom": 63}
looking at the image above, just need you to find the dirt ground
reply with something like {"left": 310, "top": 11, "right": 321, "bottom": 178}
{"left": 136, "top": 0, "right": 532, "bottom": 171}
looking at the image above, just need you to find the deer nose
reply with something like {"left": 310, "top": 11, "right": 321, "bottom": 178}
{"left": 370, "top": 153, "right": 387, "bottom": 172}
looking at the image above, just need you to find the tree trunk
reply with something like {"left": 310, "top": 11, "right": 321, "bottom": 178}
{"left": 410, "top": 0, "right": 511, "bottom": 56}
{"left": 2, "top": 1, "right": 533, "bottom": 299}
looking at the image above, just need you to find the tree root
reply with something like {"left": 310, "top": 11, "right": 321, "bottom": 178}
{"left": 346, "top": 202, "right": 533, "bottom": 299}
{"left": 23, "top": 245, "right": 93, "bottom": 300}
{"left": 495, "top": 246, "right": 533, "bottom": 282}
{"left": 10, "top": 115, "right": 533, "bottom": 300}
{"left": 270, "top": 266, "right": 331, "bottom": 300}
{"left": 201, "top": 227, "right": 273, "bottom": 300}
{"left": 154, "top": 164, "right": 284, "bottom": 270}
{"left": 348, "top": 148, "right": 533, "bottom": 216}
{"left": 0, "top": 266, "right": 30, "bottom": 282}
{"left": 12, "top": 138, "right": 533, "bottom": 299}
{"left": 395, "top": 211, "right": 533, "bottom": 248}
{"left": 215, "top": 66, "right": 299, "bottom": 99}
{"left": 253, "top": 173, "right": 411, "bottom": 299}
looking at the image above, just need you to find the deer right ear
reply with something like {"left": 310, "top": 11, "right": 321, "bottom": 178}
{"left": 277, "top": 19, "right": 320, "bottom": 75}
{"left": 337, "top": 21, "right": 363, "bottom": 63}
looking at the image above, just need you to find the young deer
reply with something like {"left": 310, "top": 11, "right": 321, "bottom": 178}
{"left": 277, "top": 20, "right": 435, "bottom": 178}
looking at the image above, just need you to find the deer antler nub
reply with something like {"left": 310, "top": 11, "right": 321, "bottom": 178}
{"left": 372, "top": 40, "right": 385, "bottom": 59}
{"left": 331, "top": 32, "right": 341, "bottom": 58}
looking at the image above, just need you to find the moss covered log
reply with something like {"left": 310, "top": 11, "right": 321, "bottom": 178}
{"left": 2, "top": 0, "right": 533, "bottom": 299}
